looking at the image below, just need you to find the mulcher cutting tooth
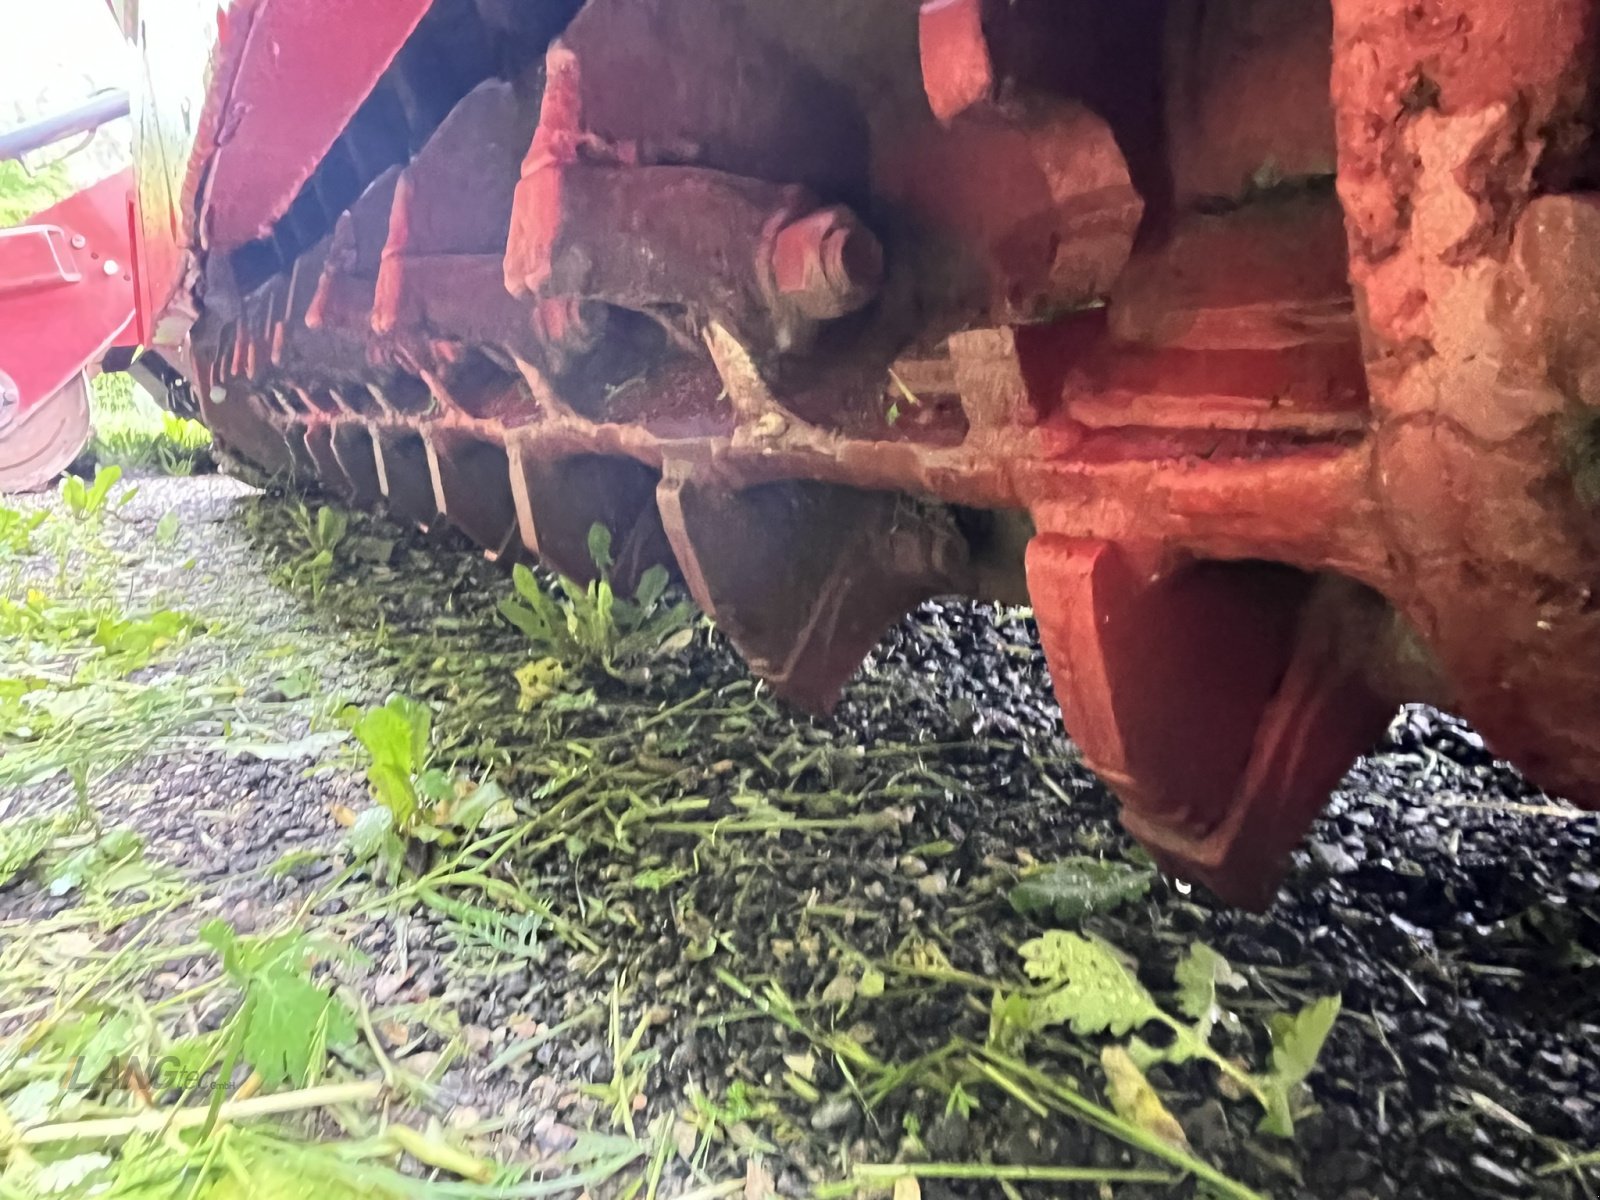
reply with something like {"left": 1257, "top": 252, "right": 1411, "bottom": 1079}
{"left": 372, "top": 425, "right": 443, "bottom": 530}
{"left": 330, "top": 422, "right": 384, "bottom": 509}
{"left": 1025, "top": 537, "right": 1399, "bottom": 908}
{"left": 426, "top": 428, "right": 521, "bottom": 559}
{"left": 301, "top": 423, "right": 353, "bottom": 499}
{"left": 656, "top": 472, "right": 974, "bottom": 713}
{"left": 307, "top": 169, "right": 404, "bottom": 335}
{"left": 198, "top": 382, "right": 297, "bottom": 480}
{"left": 372, "top": 80, "right": 542, "bottom": 368}
{"left": 509, "top": 448, "right": 675, "bottom": 592}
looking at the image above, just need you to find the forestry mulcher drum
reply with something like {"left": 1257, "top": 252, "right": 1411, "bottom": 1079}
{"left": 31, "top": 0, "right": 1600, "bottom": 907}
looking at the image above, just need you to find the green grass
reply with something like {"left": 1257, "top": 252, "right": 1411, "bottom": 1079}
{"left": 0, "top": 498, "right": 672, "bottom": 1200}
{"left": 87, "top": 373, "right": 211, "bottom": 476}
{"left": 0, "top": 160, "right": 73, "bottom": 228}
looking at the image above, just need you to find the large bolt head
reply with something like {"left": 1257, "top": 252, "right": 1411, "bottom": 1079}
{"left": 770, "top": 206, "right": 885, "bottom": 321}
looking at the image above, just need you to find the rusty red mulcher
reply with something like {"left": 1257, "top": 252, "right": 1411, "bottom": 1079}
{"left": 5, "top": 0, "right": 1598, "bottom": 908}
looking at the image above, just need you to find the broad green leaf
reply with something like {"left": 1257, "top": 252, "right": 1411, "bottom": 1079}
{"left": 1258, "top": 995, "right": 1341, "bottom": 1138}
{"left": 1269, "top": 995, "right": 1341, "bottom": 1085}
{"left": 592, "top": 581, "right": 615, "bottom": 650}
{"left": 608, "top": 594, "right": 642, "bottom": 629}
{"left": 351, "top": 704, "right": 414, "bottom": 772}
{"left": 270, "top": 667, "right": 317, "bottom": 700}
{"left": 500, "top": 534, "right": 693, "bottom": 674}
{"left": 163, "top": 1032, "right": 225, "bottom": 1080}
{"left": 240, "top": 959, "right": 356, "bottom": 1088}
{"left": 586, "top": 522, "right": 614, "bottom": 572}
{"left": 1018, "top": 931, "right": 1161, "bottom": 1037}
{"left": 368, "top": 763, "right": 418, "bottom": 827}
{"left": 315, "top": 506, "right": 347, "bottom": 551}
{"left": 400, "top": 696, "right": 432, "bottom": 770}
{"left": 60, "top": 475, "right": 86, "bottom": 517}
{"left": 61, "top": 1009, "right": 135, "bottom": 1086}
{"left": 6, "top": 1079, "right": 63, "bottom": 1126}
{"left": 201, "top": 923, "right": 357, "bottom": 1088}
{"left": 633, "top": 564, "right": 669, "bottom": 611}
{"left": 86, "top": 465, "right": 121, "bottom": 511}
{"left": 347, "top": 806, "right": 394, "bottom": 862}
{"left": 557, "top": 575, "right": 589, "bottom": 608}
{"left": 1174, "top": 942, "right": 1246, "bottom": 1026}
{"left": 416, "top": 767, "right": 455, "bottom": 803}
{"left": 511, "top": 562, "right": 544, "bottom": 604}
{"left": 97, "top": 857, "right": 162, "bottom": 895}
{"left": 1009, "top": 857, "right": 1153, "bottom": 924}
{"left": 450, "top": 781, "right": 515, "bottom": 832}
{"left": 31, "top": 1153, "right": 110, "bottom": 1192}
{"left": 499, "top": 598, "right": 546, "bottom": 640}
{"left": 45, "top": 828, "right": 144, "bottom": 897}
{"left": 199, "top": 918, "right": 244, "bottom": 973}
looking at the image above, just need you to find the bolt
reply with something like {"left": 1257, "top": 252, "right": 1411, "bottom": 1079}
{"left": 769, "top": 206, "right": 884, "bottom": 321}
{"left": 103, "top": 260, "right": 120, "bottom": 276}
{"left": 70, "top": 234, "right": 86, "bottom": 249}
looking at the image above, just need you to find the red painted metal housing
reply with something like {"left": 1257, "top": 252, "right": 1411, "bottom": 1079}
{"left": 0, "top": 170, "right": 137, "bottom": 490}
{"left": 195, "top": 0, "right": 433, "bottom": 250}
{"left": 0, "top": 172, "right": 137, "bottom": 417}
{"left": 0, "top": 76, "right": 140, "bottom": 489}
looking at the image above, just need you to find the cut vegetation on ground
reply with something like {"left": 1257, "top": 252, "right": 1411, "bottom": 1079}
{"left": 1, "top": 472, "right": 1597, "bottom": 1199}
{"left": 84, "top": 374, "right": 212, "bottom": 478}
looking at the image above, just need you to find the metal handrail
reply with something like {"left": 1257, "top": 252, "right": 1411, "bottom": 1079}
{"left": 0, "top": 90, "right": 131, "bottom": 162}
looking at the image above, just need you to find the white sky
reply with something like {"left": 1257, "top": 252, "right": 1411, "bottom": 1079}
{"left": 0, "top": 0, "right": 130, "bottom": 115}
{"left": 0, "top": 0, "right": 132, "bottom": 181}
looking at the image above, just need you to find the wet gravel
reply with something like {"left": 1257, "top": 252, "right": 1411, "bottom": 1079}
{"left": 5, "top": 474, "right": 1599, "bottom": 1198}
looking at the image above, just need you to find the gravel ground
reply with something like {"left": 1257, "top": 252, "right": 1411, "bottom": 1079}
{"left": 4, "top": 473, "right": 1599, "bottom": 1199}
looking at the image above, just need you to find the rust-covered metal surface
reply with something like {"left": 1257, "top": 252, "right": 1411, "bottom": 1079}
{"left": 138, "top": 0, "right": 1600, "bottom": 907}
